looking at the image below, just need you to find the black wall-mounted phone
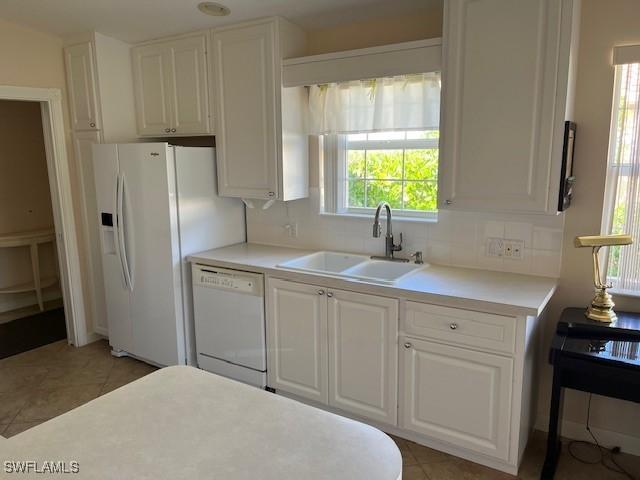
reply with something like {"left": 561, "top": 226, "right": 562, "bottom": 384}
{"left": 558, "top": 121, "right": 577, "bottom": 212}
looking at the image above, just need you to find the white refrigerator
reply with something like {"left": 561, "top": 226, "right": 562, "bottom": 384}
{"left": 92, "top": 143, "right": 245, "bottom": 367}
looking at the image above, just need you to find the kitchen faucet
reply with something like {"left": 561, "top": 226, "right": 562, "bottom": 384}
{"left": 371, "top": 201, "right": 408, "bottom": 262}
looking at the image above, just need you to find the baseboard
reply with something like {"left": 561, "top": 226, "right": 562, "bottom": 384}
{"left": 83, "top": 331, "right": 107, "bottom": 345}
{"left": 93, "top": 326, "right": 108, "bottom": 337}
{"left": 535, "top": 415, "right": 640, "bottom": 456}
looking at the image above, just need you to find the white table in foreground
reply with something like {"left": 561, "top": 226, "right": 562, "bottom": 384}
{"left": 1, "top": 366, "right": 402, "bottom": 480}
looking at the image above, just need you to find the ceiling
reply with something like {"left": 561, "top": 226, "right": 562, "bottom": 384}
{"left": 0, "top": 0, "right": 439, "bottom": 44}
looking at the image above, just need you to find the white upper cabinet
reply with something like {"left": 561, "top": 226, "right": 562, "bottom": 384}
{"left": 65, "top": 42, "right": 100, "bottom": 131}
{"left": 132, "top": 42, "right": 172, "bottom": 136}
{"left": 212, "top": 18, "right": 308, "bottom": 201}
{"left": 212, "top": 21, "right": 278, "bottom": 199}
{"left": 168, "top": 35, "right": 210, "bottom": 135}
{"left": 132, "top": 32, "right": 211, "bottom": 136}
{"left": 439, "top": 0, "right": 579, "bottom": 214}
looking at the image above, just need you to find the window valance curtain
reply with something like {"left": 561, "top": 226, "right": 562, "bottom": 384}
{"left": 308, "top": 73, "right": 440, "bottom": 134}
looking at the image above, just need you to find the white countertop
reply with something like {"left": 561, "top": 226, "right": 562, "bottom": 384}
{"left": 2, "top": 366, "right": 401, "bottom": 480}
{"left": 189, "top": 243, "right": 558, "bottom": 316}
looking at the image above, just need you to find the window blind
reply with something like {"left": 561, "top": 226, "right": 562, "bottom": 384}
{"left": 602, "top": 59, "right": 640, "bottom": 294}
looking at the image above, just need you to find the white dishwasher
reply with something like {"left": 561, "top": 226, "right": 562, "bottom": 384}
{"left": 192, "top": 264, "right": 266, "bottom": 388}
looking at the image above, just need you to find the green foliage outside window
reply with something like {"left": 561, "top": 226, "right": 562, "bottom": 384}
{"left": 346, "top": 147, "right": 438, "bottom": 212}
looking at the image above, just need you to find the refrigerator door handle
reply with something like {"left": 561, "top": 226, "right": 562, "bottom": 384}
{"left": 113, "top": 173, "right": 128, "bottom": 288}
{"left": 118, "top": 173, "right": 134, "bottom": 291}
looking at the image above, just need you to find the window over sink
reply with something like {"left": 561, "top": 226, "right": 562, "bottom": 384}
{"left": 310, "top": 73, "right": 441, "bottom": 220}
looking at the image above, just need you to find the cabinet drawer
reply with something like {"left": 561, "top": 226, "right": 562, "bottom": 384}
{"left": 404, "top": 302, "right": 516, "bottom": 354}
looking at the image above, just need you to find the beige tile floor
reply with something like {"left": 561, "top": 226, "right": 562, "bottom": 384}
{"left": 1, "top": 340, "right": 638, "bottom": 479}
{"left": 0, "top": 339, "right": 156, "bottom": 438}
{"left": 391, "top": 431, "right": 640, "bottom": 479}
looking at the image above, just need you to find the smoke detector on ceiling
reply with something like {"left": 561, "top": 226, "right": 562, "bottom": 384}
{"left": 197, "top": 2, "right": 231, "bottom": 16}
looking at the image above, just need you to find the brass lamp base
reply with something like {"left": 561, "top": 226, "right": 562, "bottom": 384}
{"left": 585, "top": 288, "right": 617, "bottom": 323}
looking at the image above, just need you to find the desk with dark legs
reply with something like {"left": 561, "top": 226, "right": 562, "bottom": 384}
{"left": 541, "top": 308, "right": 640, "bottom": 479}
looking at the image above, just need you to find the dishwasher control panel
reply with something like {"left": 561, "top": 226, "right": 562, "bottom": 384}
{"left": 193, "top": 265, "right": 262, "bottom": 296}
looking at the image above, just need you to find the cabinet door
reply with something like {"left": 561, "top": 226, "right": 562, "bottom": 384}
{"left": 439, "top": 0, "right": 565, "bottom": 213}
{"left": 167, "top": 34, "right": 211, "bottom": 135}
{"left": 72, "top": 131, "right": 108, "bottom": 335}
{"left": 132, "top": 43, "right": 173, "bottom": 136}
{"left": 212, "top": 22, "right": 279, "bottom": 199}
{"left": 328, "top": 290, "right": 398, "bottom": 425}
{"left": 65, "top": 42, "right": 100, "bottom": 131}
{"left": 400, "top": 337, "right": 513, "bottom": 461}
{"left": 266, "top": 279, "right": 328, "bottom": 404}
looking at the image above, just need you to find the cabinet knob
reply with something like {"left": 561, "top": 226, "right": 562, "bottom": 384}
{"left": 171, "top": 128, "right": 176, "bottom": 133}
{"left": 450, "top": 323, "right": 458, "bottom": 330}
{"left": 404, "top": 342, "right": 412, "bottom": 349}
{"left": 326, "top": 292, "right": 333, "bottom": 298}
{"left": 165, "top": 128, "right": 171, "bottom": 133}
{"left": 445, "top": 199, "right": 453, "bottom": 205}
{"left": 317, "top": 289, "right": 324, "bottom": 295}
{"left": 89, "top": 122, "right": 96, "bottom": 128}
{"left": 268, "top": 191, "right": 275, "bottom": 197}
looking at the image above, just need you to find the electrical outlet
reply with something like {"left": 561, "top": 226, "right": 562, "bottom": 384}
{"left": 486, "top": 237, "right": 505, "bottom": 257}
{"left": 503, "top": 239, "right": 524, "bottom": 259}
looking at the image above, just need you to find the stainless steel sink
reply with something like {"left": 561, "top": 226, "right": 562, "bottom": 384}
{"left": 278, "top": 251, "right": 425, "bottom": 284}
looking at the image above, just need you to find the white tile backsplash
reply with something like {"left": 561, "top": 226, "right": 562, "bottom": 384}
{"left": 505, "top": 222, "right": 534, "bottom": 247}
{"left": 246, "top": 188, "right": 565, "bottom": 277}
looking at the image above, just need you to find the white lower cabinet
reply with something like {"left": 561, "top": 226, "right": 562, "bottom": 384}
{"left": 266, "top": 277, "right": 534, "bottom": 473}
{"left": 400, "top": 336, "right": 513, "bottom": 461}
{"left": 266, "top": 279, "right": 328, "bottom": 404}
{"left": 266, "top": 278, "right": 398, "bottom": 425}
{"left": 328, "top": 290, "right": 398, "bottom": 425}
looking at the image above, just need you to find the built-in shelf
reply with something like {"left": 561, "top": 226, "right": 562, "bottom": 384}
{"left": 0, "top": 228, "right": 58, "bottom": 311}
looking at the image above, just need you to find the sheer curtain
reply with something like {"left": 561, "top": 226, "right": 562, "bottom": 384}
{"left": 308, "top": 73, "right": 440, "bottom": 134}
{"left": 602, "top": 59, "right": 640, "bottom": 294}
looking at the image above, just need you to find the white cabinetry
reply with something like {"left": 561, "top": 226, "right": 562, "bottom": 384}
{"left": 328, "top": 290, "right": 398, "bottom": 425}
{"left": 64, "top": 32, "right": 137, "bottom": 338}
{"left": 211, "top": 18, "right": 308, "bottom": 201}
{"left": 65, "top": 42, "right": 100, "bottom": 131}
{"left": 400, "top": 337, "right": 513, "bottom": 461}
{"left": 439, "top": 0, "right": 579, "bottom": 214}
{"left": 72, "top": 130, "right": 108, "bottom": 335}
{"left": 132, "top": 33, "right": 211, "bottom": 137}
{"left": 266, "top": 278, "right": 398, "bottom": 425}
{"left": 266, "top": 279, "right": 328, "bottom": 403}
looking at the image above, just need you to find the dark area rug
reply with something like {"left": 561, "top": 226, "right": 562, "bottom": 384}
{"left": 0, "top": 308, "right": 67, "bottom": 359}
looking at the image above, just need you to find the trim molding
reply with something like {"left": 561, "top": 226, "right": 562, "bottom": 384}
{"left": 535, "top": 415, "right": 640, "bottom": 456}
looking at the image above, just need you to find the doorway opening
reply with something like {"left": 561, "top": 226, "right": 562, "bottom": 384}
{"left": 0, "top": 85, "right": 88, "bottom": 354}
{"left": 0, "top": 100, "right": 66, "bottom": 358}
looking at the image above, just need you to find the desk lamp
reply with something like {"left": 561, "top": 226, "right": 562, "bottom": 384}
{"left": 574, "top": 234, "right": 633, "bottom": 322}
